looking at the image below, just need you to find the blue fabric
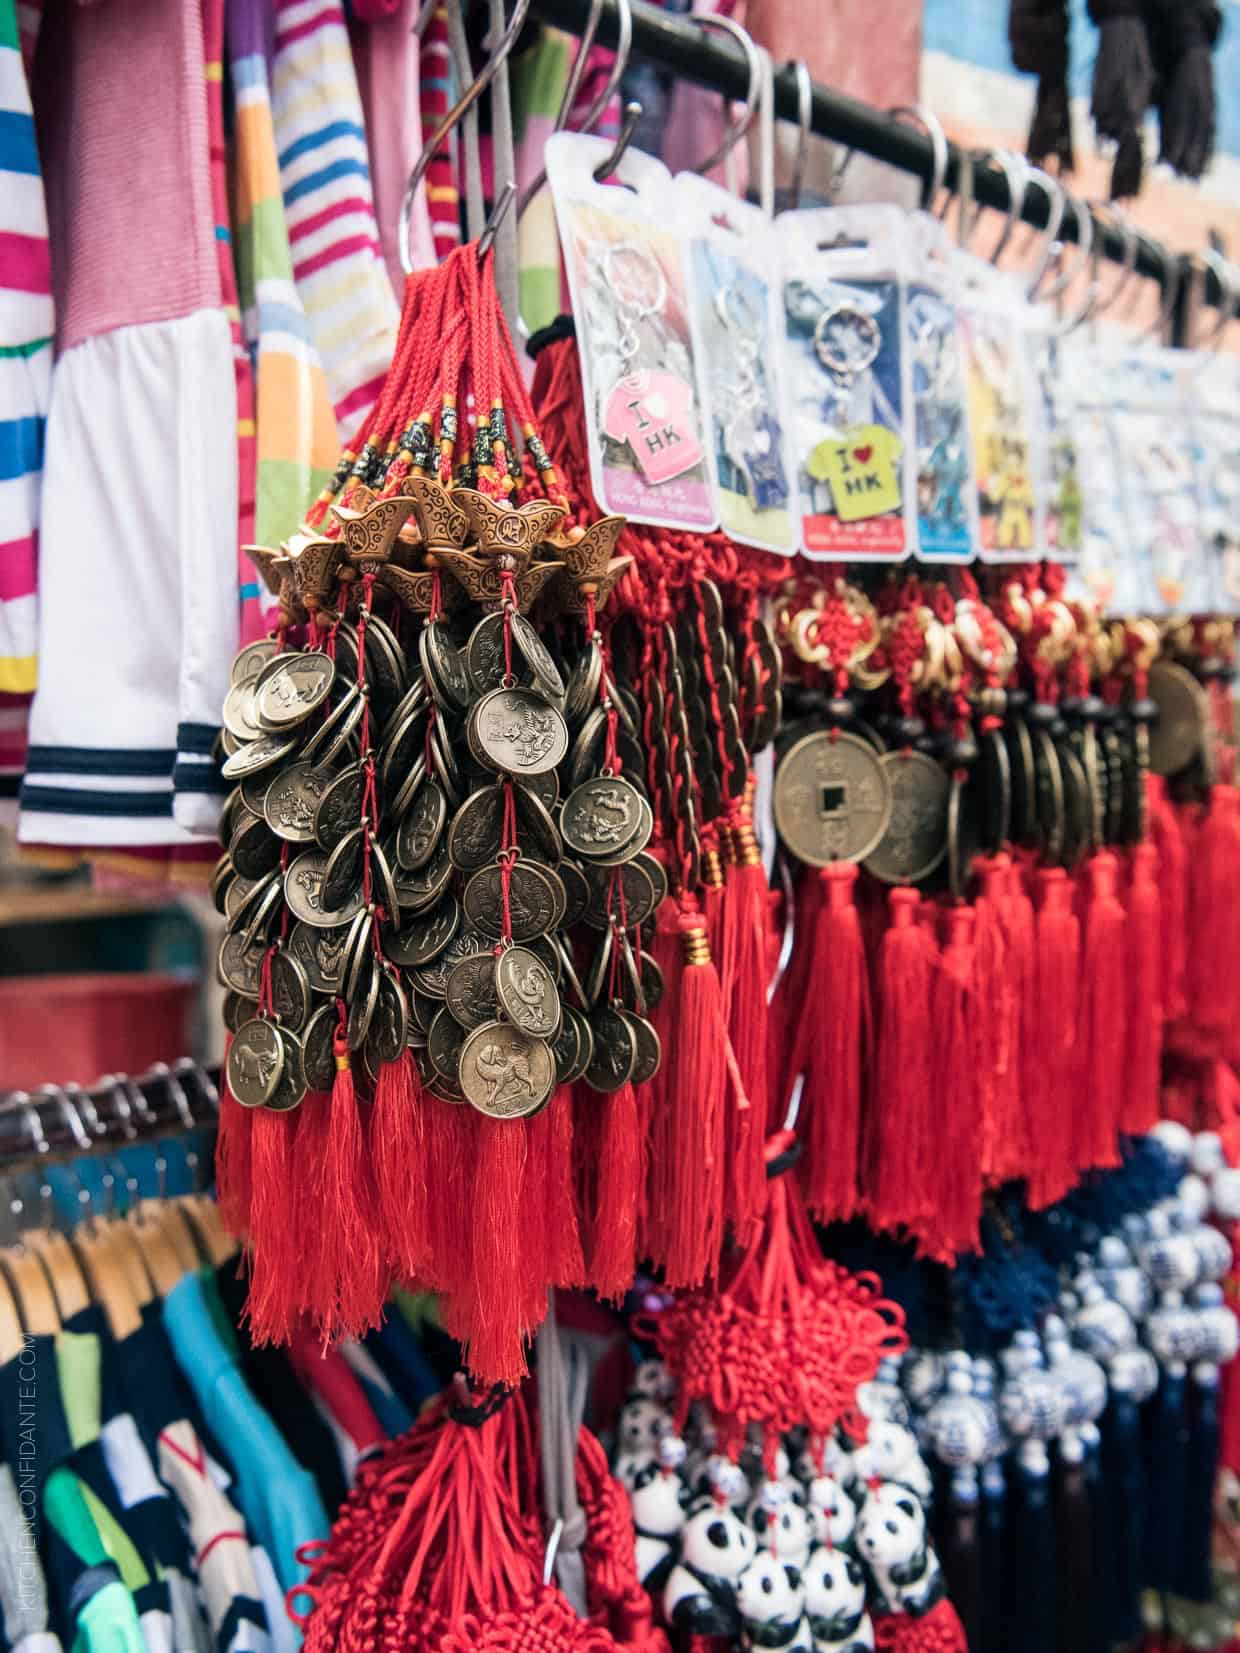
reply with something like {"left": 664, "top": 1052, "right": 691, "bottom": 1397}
{"left": 364, "top": 1313, "right": 441, "bottom": 1412}
{"left": 163, "top": 1272, "right": 328, "bottom": 1616}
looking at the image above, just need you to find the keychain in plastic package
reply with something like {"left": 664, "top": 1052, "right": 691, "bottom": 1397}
{"left": 1105, "top": 348, "right": 1208, "bottom": 613}
{"left": 952, "top": 251, "right": 1041, "bottom": 562}
{"left": 546, "top": 132, "right": 717, "bottom": 531}
{"left": 1065, "top": 343, "right": 1129, "bottom": 612}
{"left": 677, "top": 174, "right": 795, "bottom": 555}
{"left": 903, "top": 216, "right": 975, "bottom": 561}
{"left": 780, "top": 205, "right": 911, "bottom": 561}
{"left": 1186, "top": 352, "right": 1240, "bottom": 616}
{"left": 1026, "top": 323, "right": 1085, "bottom": 561}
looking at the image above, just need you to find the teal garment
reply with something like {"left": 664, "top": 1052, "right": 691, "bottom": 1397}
{"left": 162, "top": 1272, "right": 329, "bottom": 1612}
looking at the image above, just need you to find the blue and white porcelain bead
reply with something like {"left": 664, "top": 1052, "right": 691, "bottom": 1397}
{"left": 901, "top": 1350, "right": 946, "bottom": 1413}
{"left": 1107, "top": 1345, "right": 1159, "bottom": 1405}
{"left": 925, "top": 1355, "right": 999, "bottom": 1504}
{"left": 1189, "top": 1281, "right": 1240, "bottom": 1370}
{"left": 1211, "top": 1167, "right": 1240, "bottom": 1223}
{"left": 1192, "top": 1132, "right": 1226, "bottom": 1177}
{"left": 1139, "top": 1210, "right": 1201, "bottom": 1296}
{"left": 1151, "top": 1120, "right": 1195, "bottom": 1163}
{"left": 1146, "top": 1294, "right": 1204, "bottom": 1373}
{"left": 1190, "top": 1221, "right": 1234, "bottom": 1284}
{"left": 1070, "top": 1270, "right": 1137, "bottom": 1361}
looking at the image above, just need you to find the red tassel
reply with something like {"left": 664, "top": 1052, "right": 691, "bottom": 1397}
{"left": 769, "top": 870, "right": 824, "bottom": 1123}
{"left": 1187, "top": 784, "right": 1240, "bottom": 1045}
{"left": 422, "top": 1095, "right": 478, "bottom": 1301}
{"left": 309, "top": 1019, "right": 386, "bottom": 1339}
{"left": 456, "top": 1117, "right": 531, "bottom": 1384}
{"left": 1000, "top": 855, "right": 1036, "bottom": 1182}
{"left": 1074, "top": 850, "right": 1126, "bottom": 1172}
{"left": 791, "top": 863, "right": 870, "bottom": 1224}
{"left": 1147, "top": 772, "right": 1188, "bottom": 1023}
{"left": 720, "top": 815, "right": 771, "bottom": 1239}
{"left": 245, "top": 1108, "right": 300, "bottom": 1343}
{"left": 214, "top": 1035, "right": 253, "bottom": 1237}
{"left": 541, "top": 1086, "right": 585, "bottom": 1288}
{"left": 930, "top": 905, "right": 981, "bottom": 1260}
{"left": 972, "top": 855, "right": 1013, "bottom": 1187}
{"left": 1123, "top": 841, "right": 1163, "bottom": 1135}
{"left": 1028, "top": 867, "right": 1081, "bottom": 1208}
{"left": 647, "top": 901, "right": 732, "bottom": 1288}
{"left": 370, "top": 1049, "right": 430, "bottom": 1283}
{"left": 872, "top": 1597, "right": 968, "bottom": 1653}
{"left": 642, "top": 895, "right": 685, "bottom": 1267}
{"left": 588, "top": 1081, "right": 642, "bottom": 1302}
{"left": 864, "top": 887, "right": 936, "bottom": 1236}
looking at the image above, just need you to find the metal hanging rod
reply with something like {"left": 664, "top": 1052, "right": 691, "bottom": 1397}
{"left": 0, "top": 1060, "right": 220, "bottom": 1171}
{"left": 525, "top": 0, "right": 1235, "bottom": 321}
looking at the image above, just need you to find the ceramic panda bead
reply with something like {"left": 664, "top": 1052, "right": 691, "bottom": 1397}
{"left": 613, "top": 1449, "right": 657, "bottom": 1492}
{"left": 802, "top": 1545, "right": 873, "bottom": 1653}
{"left": 628, "top": 1462, "right": 689, "bottom": 1593}
{"left": 629, "top": 1359, "right": 678, "bottom": 1403}
{"left": 746, "top": 1485, "right": 813, "bottom": 1568}
{"left": 845, "top": 1419, "right": 932, "bottom": 1505}
{"left": 662, "top": 1501, "right": 757, "bottom": 1636}
{"left": 617, "top": 1396, "right": 671, "bottom": 1457}
{"left": 735, "top": 1552, "right": 806, "bottom": 1649}
{"left": 853, "top": 1481, "right": 945, "bottom": 1619}
{"left": 855, "top": 1360, "right": 912, "bottom": 1429}
{"left": 805, "top": 1475, "right": 857, "bottom": 1550}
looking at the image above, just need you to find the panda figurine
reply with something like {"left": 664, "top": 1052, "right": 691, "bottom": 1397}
{"left": 629, "top": 1463, "right": 689, "bottom": 1594}
{"left": 853, "top": 1482, "right": 945, "bottom": 1618}
{"left": 746, "top": 1485, "right": 813, "bottom": 1568}
{"left": 663, "top": 1501, "right": 757, "bottom": 1636}
{"left": 805, "top": 1475, "right": 857, "bottom": 1550}
{"left": 802, "top": 1546, "right": 873, "bottom": 1653}
{"left": 629, "top": 1359, "right": 678, "bottom": 1404}
{"left": 617, "top": 1396, "right": 671, "bottom": 1457}
{"left": 735, "top": 1552, "right": 806, "bottom": 1650}
{"left": 612, "top": 1449, "right": 657, "bottom": 1492}
{"left": 845, "top": 1420, "right": 933, "bottom": 1505}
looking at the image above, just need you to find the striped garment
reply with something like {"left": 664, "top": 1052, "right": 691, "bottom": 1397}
{"left": 270, "top": 0, "right": 397, "bottom": 439}
{"left": 0, "top": 0, "right": 51, "bottom": 802}
{"left": 418, "top": 5, "right": 460, "bottom": 266}
{"left": 227, "top": 0, "right": 336, "bottom": 570}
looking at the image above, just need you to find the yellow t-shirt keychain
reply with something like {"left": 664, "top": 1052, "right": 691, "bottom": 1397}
{"left": 805, "top": 300, "right": 904, "bottom": 521}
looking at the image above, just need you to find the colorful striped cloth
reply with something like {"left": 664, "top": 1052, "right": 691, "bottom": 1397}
{"left": 228, "top": 0, "right": 337, "bottom": 559}
{"left": 0, "top": 0, "right": 51, "bottom": 803}
{"left": 270, "top": 0, "right": 397, "bottom": 439}
{"left": 418, "top": 5, "right": 460, "bottom": 266}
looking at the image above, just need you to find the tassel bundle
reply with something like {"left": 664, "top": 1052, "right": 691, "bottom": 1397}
{"left": 1074, "top": 850, "right": 1127, "bottom": 1172}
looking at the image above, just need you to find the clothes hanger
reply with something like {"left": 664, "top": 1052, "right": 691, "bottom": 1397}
{"left": 62, "top": 1090, "right": 145, "bottom": 1339}
{"left": 99, "top": 1161, "right": 158, "bottom": 1308}
{"left": 0, "top": 1106, "right": 63, "bottom": 1336}
{"left": 19, "top": 1091, "right": 92, "bottom": 1321}
{"left": 147, "top": 1062, "right": 239, "bottom": 1267}
{"left": 398, "top": 0, "right": 533, "bottom": 275}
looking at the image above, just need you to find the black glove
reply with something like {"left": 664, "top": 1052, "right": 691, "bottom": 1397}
{"left": 1088, "top": 0, "right": 1154, "bottom": 196}
{"left": 1147, "top": 0, "right": 1222, "bottom": 179}
{"left": 1009, "top": 0, "right": 1075, "bottom": 170}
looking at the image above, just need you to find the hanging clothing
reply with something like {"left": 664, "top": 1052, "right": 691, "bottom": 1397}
{"left": 268, "top": 0, "right": 397, "bottom": 440}
{"left": 0, "top": 0, "right": 52, "bottom": 813}
{"left": 20, "top": 0, "right": 238, "bottom": 850}
{"left": 334, "top": 1340, "right": 413, "bottom": 1440}
{"left": 0, "top": 1465, "right": 62, "bottom": 1653}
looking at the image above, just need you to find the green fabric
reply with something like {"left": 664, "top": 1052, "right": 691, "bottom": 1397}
{"left": 0, "top": 0, "right": 18, "bottom": 53}
{"left": 45, "top": 1468, "right": 110, "bottom": 1568}
{"left": 75, "top": 1484, "right": 150, "bottom": 1596}
{"left": 262, "top": 457, "right": 333, "bottom": 544}
{"left": 74, "top": 1579, "right": 146, "bottom": 1653}
{"left": 56, "top": 1330, "right": 101, "bottom": 1451}
{"left": 392, "top": 1288, "right": 443, "bottom": 1334}
{"left": 508, "top": 27, "right": 570, "bottom": 138}
{"left": 0, "top": 337, "right": 52, "bottom": 360}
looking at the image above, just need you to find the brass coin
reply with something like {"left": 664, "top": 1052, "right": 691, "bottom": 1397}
{"left": 410, "top": 988, "right": 440, "bottom": 1035}
{"left": 1073, "top": 722, "right": 1105, "bottom": 853}
{"left": 973, "top": 727, "right": 1011, "bottom": 853}
{"left": 366, "top": 967, "right": 409, "bottom": 1066}
{"left": 393, "top": 839, "right": 453, "bottom": 912}
{"left": 427, "top": 1006, "right": 466, "bottom": 1079}
{"left": 256, "top": 652, "right": 335, "bottom": 730}
{"left": 218, "top": 928, "right": 269, "bottom": 996}
{"left": 585, "top": 790, "right": 654, "bottom": 867}
{"left": 639, "top": 851, "right": 668, "bottom": 910}
{"left": 302, "top": 683, "right": 363, "bottom": 766}
{"left": 513, "top": 784, "right": 562, "bottom": 866}
{"left": 561, "top": 776, "right": 644, "bottom": 861}
{"left": 361, "top": 620, "right": 405, "bottom": 712}
{"left": 459, "top": 1022, "right": 554, "bottom": 1118}
{"left": 314, "top": 762, "right": 365, "bottom": 851}
{"left": 557, "top": 858, "right": 591, "bottom": 929}
{"left": 322, "top": 825, "right": 365, "bottom": 911}
{"left": 266, "top": 1027, "right": 308, "bottom": 1112}
{"left": 240, "top": 768, "right": 277, "bottom": 818}
{"left": 509, "top": 610, "right": 565, "bottom": 700}
{"left": 223, "top": 990, "right": 257, "bottom": 1035}
{"left": 368, "top": 834, "right": 402, "bottom": 928}
{"left": 564, "top": 642, "right": 603, "bottom": 726}
{"left": 347, "top": 951, "right": 380, "bottom": 1049}
{"left": 617, "top": 931, "right": 660, "bottom": 1015}
{"left": 445, "top": 951, "right": 499, "bottom": 1030}
{"left": 1120, "top": 721, "right": 1149, "bottom": 846}
{"left": 223, "top": 869, "right": 258, "bottom": 924}
{"left": 554, "top": 935, "right": 589, "bottom": 1011}
{"left": 619, "top": 1008, "right": 661, "bottom": 1087}
{"left": 269, "top": 948, "right": 311, "bottom": 1031}
{"left": 420, "top": 621, "right": 472, "bottom": 713}
{"left": 383, "top": 673, "right": 427, "bottom": 739}
{"left": 581, "top": 856, "right": 658, "bottom": 931}
{"left": 411, "top": 923, "right": 486, "bottom": 1000}
{"left": 303, "top": 1002, "right": 337, "bottom": 1091}
{"left": 585, "top": 925, "right": 614, "bottom": 1006}
{"left": 223, "top": 682, "right": 264, "bottom": 743}
{"left": 1100, "top": 726, "right": 1125, "bottom": 846}
{"left": 1148, "top": 660, "right": 1207, "bottom": 777}
{"left": 383, "top": 895, "right": 461, "bottom": 967}
{"left": 288, "top": 920, "right": 350, "bottom": 993}
{"left": 227, "top": 1018, "right": 285, "bottom": 1107}
{"left": 465, "top": 612, "right": 512, "bottom": 695}
{"left": 1032, "top": 727, "right": 1065, "bottom": 865}
{"left": 1005, "top": 716, "right": 1039, "bottom": 847}
{"left": 231, "top": 638, "right": 278, "bottom": 689}
{"left": 469, "top": 687, "right": 569, "bottom": 776}
{"left": 379, "top": 705, "right": 428, "bottom": 798}
{"left": 342, "top": 909, "right": 376, "bottom": 1003}
{"left": 333, "top": 623, "right": 360, "bottom": 684}
{"left": 240, "top": 873, "right": 285, "bottom": 949}
{"left": 946, "top": 772, "right": 979, "bottom": 901}
{"left": 583, "top": 1005, "right": 636, "bottom": 1094}
{"left": 495, "top": 946, "right": 561, "bottom": 1039}
{"left": 220, "top": 727, "right": 241, "bottom": 758}
{"left": 1059, "top": 743, "right": 1092, "bottom": 872}
{"left": 261, "top": 762, "right": 331, "bottom": 845}
{"left": 862, "top": 752, "right": 949, "bottom": 886}
{"left": 428, "top": 715, "right": 462, "bottom": 797}
{"left": 564, "top": 1005, "right": 594, "bottom": 1084}
{"left": 284, "top": 849, "right": 366, "bottom": 928}
{"left": 773, "top": 728, "right": 892, "bottom": 866}
{"left": 463, "top": 859, "right": 561, "bottom": 943}
{"left": 396, "top": 778, "right": 446, "bottom": 871}
{"left": 447, "top": 784, "right": 505, "bottom": 872}
{"left": 389, "top": 752, "right": 428, "bottom": 824}
{"left": 516, "top": 769, "right": 560, "bottom": 812}
{"left": 222, "top": 731, "right": 299, "bottom": 780}
{"left": 550, "top": 1009, "right": 582, "bottom": 1084}
{"left": 569, "top": 705, "right": 609, "bottom": 788}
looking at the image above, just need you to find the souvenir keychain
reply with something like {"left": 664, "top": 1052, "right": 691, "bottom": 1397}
{"left": 781, "top": 205, "right": 911, "bottom": 559}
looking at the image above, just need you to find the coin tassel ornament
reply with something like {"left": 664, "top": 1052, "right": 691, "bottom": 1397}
{"left": 213, "top": 244, "right": 670, "bottom": 1378}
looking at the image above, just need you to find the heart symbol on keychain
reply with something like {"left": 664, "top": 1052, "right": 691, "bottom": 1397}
{"left": 852, "top": 445, "right": 873, "bottom": 465}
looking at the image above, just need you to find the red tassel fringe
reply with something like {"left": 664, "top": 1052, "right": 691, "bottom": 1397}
{"left": 1074, "top": 850, "right": 1127, "bottom": 1172}
{"left": 1123, "top": 841, "right": 1163, "bottom": 1135}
